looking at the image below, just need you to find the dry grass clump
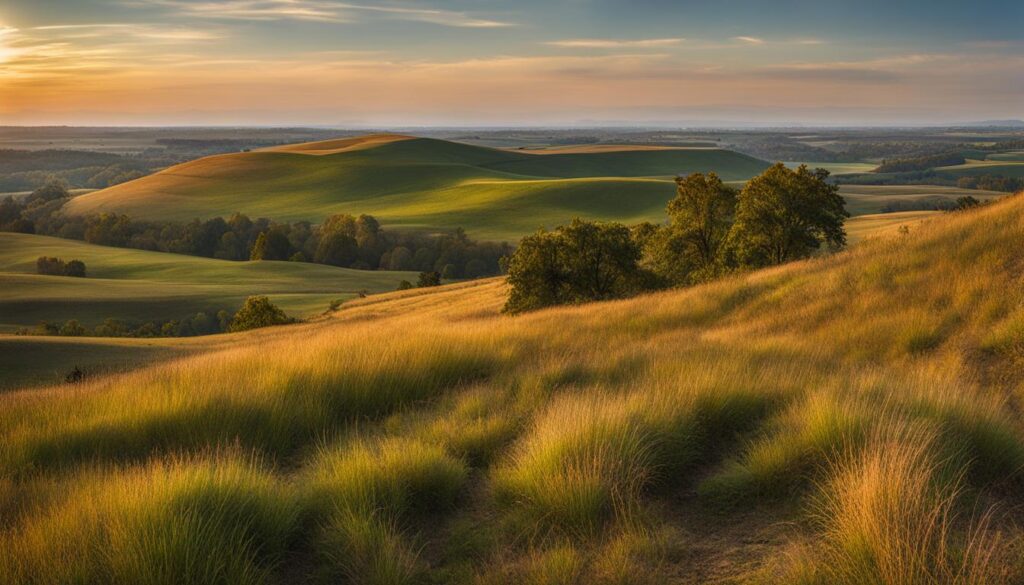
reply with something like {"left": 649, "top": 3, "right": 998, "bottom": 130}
{"left": 0, "top": 451, "right": 296, "bottom": 585}
{"left": 304, "top": 436, "right": 468, "bottom": 583}
{"left": 782, "top": 424, "right": 1009, "bottom": 585}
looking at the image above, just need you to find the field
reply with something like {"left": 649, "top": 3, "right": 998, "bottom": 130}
{"left": 3, "top": 193, "right": 1024, "bottom": 582}
{"left": 843, "top": 210, "right": 939, "bottom": 243}
{"left": 0, "top": 232, "right": 416, "bottom": 331}
{"left": 838, "top": 184, "right": 1005, "bottom": 215}
{"left": 64, "top": 135, "right": 768, "bottom": 240}
{"left": 934, "top": 159, "right": 1024, "bottom": 178}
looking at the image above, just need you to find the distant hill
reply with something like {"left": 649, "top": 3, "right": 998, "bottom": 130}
{"left": 65, "top": 134, "right": 769, "bottom": 241}
{"left": 0, "top": 232, "right": 415, "bottom": 331}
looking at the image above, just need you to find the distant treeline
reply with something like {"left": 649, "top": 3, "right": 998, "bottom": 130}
{"left": 875, "top": 152, "right": 966, "bottom": 173}
{"left": 18, "top": 295, "right": 293, "bottom": 339}
{"left": 836, "top": 171, "right": 1022, "bottom": 192}
{"left": 1, "top": 180, "right": 510, "bottom": 278}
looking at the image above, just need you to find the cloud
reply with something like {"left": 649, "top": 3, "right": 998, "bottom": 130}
{"left": 547, "top": 38, "right": 684, "bottom": 49}
{"left": 34, "top": 23, "right": 224, "bottom": 41}
{"left": 733, "top": 36, "right": 764, "bottom": 45}
{"left": 144, "top": 0, "right": 352, "bottom": 23}
{"left": 141, "top": 0, "right": 513, "bottom": 27}
{"left": 342, "top": 4, "right": 512, "bottom": 28}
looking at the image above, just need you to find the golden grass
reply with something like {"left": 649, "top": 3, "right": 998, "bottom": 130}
{"left": 3, "top": 194, "right": 1024, "bottom": 581}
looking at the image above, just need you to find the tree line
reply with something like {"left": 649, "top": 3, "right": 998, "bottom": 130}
{"left": 504, "top": 163, "right": 848, "bottom": 314}
{"left": 0, "top": 180, "right": 510, "bottom": 278}
{"left": 17, "top": 295, "right": 293, "bottom": 338}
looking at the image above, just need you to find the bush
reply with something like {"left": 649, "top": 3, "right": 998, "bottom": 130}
{"left": 417, "top": 271, "right": 442, "bottom": 287}
{"left": 504, "top": 219, "right": 644, "bottom": 314}
{"left": 36, "top": 256, "right": 86, "bottom": 277}
{"left": 229, "top": 296, "right": 291, "bottom": 332}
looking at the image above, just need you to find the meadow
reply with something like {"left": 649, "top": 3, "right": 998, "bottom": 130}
{"left": 64, "top": 135, "right": 768, "bottom": 240}
{"left": 0, "top": 232, "right": 416, "bottom": 331}
{"left": 3, "top": 192, "right": 1024, "bottom": 583}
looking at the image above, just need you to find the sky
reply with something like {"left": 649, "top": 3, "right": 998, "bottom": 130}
{"left": 0, "top": 0, "right": 1021, "bottom": 126}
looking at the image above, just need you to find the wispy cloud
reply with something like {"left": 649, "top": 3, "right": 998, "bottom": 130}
{"left": 140, "top": 0, "right": 513, "bottom": 27}
{"left": 733, "top": 36, "right": 765, "bottom": 45}
{"left": 345, "top": 4, "right": 512, "bottom": 28}
{"left": 547, "top": 38, "right": 684, "bottom": 49}
{"left": 34, "top": 23, "right": 224, "bottom": 41}
{"left": 143, "top": 0, "right": 352, "bottom": 23}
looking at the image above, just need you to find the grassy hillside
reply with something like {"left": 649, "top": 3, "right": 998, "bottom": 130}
{"left": 65, "top": 135, "right": 768, "bottom": 240}
{"left": 838, "top": 184, "right": 1004, "bottom": 215}
{"left": 3, "top": 194, "right": 1024, "bottom": 582}
{"left": 0, "top": 232, "right": 416, "bottom": 331}
{"left": 934, "top": 159, "right": 1024, "bottom": 178}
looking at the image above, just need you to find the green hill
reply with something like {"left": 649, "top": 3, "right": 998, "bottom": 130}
{"left": 0, "top": 232, "right": 416, "bottom": 331}
{"left": 65, "top": 135, "right": 769, "bottom": 240}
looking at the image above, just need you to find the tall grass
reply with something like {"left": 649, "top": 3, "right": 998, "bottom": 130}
{"left": 784, "top": 423, "right": 1007, "bottom": 585}
{"left": 3, "top": 195, "right": 1024, "bottom": 581}
{"left": 0, "top": 451, "right": 296, "bottom": 585}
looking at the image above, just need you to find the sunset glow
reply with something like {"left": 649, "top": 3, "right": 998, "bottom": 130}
{"left": 0, "top": 0, "right": 1020, "bottom": 125}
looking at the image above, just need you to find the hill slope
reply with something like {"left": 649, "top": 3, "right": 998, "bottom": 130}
{"left": 0, "top": 232, "right": 415, "bottom": 331}
{"left": 65, "top": 135, "right": 769, "bottom": 240}
{"left": 3, "top": 194, "right": 1024, "bottom": 582}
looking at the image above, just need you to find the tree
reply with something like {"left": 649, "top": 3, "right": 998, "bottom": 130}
{"left": 388, "top": 246, "right": 414, "bottom": 271}
{"left": 397, "top": 280, "right": 414, "bottom": 290}
{"left": 64, "top": 260, "right": 87, "bottom": 278}
{"left": 250, "top": 229, "right": 292, "bottom": 261}
{"left": 727, "top": 163, "right": 848, "bottom": 267}
{"left": 503, "top": 219, "right": 643, "bottom": 314}
{"left": 314, "top": 231, "right": 359, "bottom": 266}
{"left": 229, "top": 296, "right": 290, "bottom": 332}
{"left": 417, "top": 271, "right": 442, "bottom": 287}
{"left": 59, "top": 320, "right": 86, "bottom": 336}
{"left": 954, "top": 195, "right": 981, "bottom": 210}
{"left": 659, "top": 172, "right": 737, "bottom": 282}
{"left": 36, "top": 256, "right": 66, "bottom": 276}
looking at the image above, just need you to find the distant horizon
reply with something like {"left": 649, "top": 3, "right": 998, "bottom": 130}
{"left": 1, "top": 0, "right": 1021, "bottom": 126}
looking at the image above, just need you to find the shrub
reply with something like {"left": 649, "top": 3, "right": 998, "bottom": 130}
{"left": 504, "top": 219, "right": 644, "bottom": 314}
{"left": 418, "top": 271, "right": 442, "bottom": 287}
{"left": 35, "top": 256, "right": 87, "bottom": 277}
{"left": 229, "top": 296, "right": 291, "bottom": 332}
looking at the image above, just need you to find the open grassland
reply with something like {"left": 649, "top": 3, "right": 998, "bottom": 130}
{"left": 838, "top": 184, "right": 1005, "bottom": 215}
{"left": 843, "top": 211, "right": 939, "bottom": 243}
{"left": 934, "top": 159, "right": 1024, "bottom": 178}
{"left": 0, "top": 232, "right": 415, "bottom": 331}
{"left": 65, "top": 135, "right": 768, "bottom": 240}
{"left": 3, "top": 194, "right": 1024, "bottom": 582}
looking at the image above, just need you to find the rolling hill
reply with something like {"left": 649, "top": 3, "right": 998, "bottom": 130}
{"left": 0, "top": 232, "right": 416, "bottom": 332}
{"left": 64, "top": 134, "right": 769, "bottom": 240}
{"left": 3, "top": 192, "right": 1024, "bottom": 582}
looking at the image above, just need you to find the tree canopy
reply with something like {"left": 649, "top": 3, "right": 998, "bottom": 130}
{"left": 727, "top": 163, "right": 848, "bottom": 267}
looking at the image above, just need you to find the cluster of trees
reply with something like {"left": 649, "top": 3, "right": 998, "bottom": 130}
{"left": 875, "top": 152, "right": 966, "bottom": 173}
{"left": 504, "top": 163, "right": 848, "bottom": 314}
{"left": 1, "top": 180, "right": 510, "bottom": 278}
{"left": 17, "top": 296, "right": 293, "bottom": 338}
{"left": 0, "top": 149, "right": 160, "bottom": 192}
{"left": 956, "top": 175, "right": 1024, "bottom": 193}
{"left": 36, "top": 256, "right": 86, "bottom": 277}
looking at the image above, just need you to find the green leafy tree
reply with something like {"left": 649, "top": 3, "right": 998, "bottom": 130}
{"left": 727, "top": 163, "right": 848, "bottom": 267}
{"left": 64, "top": 260, "right": 87, "bottom": 277}
{"left": 229, "top": 296, "right": 291, "bottom": 332}
{"left": 417, "top": 271, "right": 442, "bottom": 287}
{"left": 504, "top": 219, "right": 643, "bottom": 314}
{"left": 59, "top": 320, "right": 86, "bottom": 337}
{"left": 397, "top": 280, "right": 414, "bottom": 290}
{"left": 659, "top": 172, "right": 737, "bottom": 282}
